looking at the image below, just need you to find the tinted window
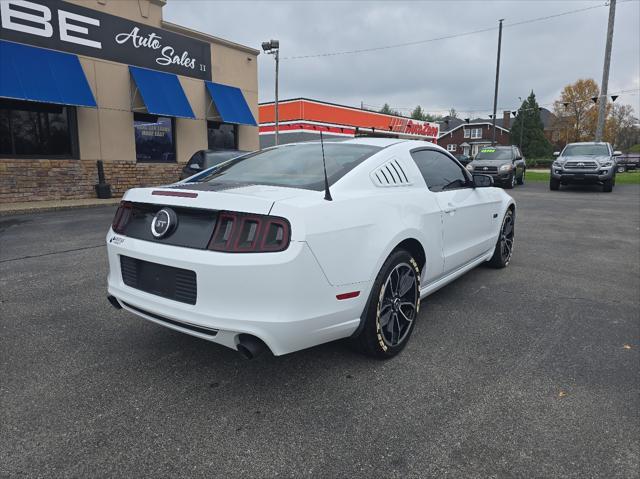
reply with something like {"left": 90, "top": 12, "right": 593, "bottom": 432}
{"left": 474, "top": 147, "right": 513, "bottom": 161}
{"left": 411, "top": 149, "right": 469, "bottom": 192}
{"left": 562, "top": 144, "right": 609, "bottom": 156}
{"left": 208, "top": 122, "right": 237, "bottom": 150}
{"left": 134, "top": 113, "right": 175, "bottom": 162}
{"left": 196, "top": 142, "right": 381, "bottom": 190}
{"left": 0, "top": 99, "right": 74, "bottom": 157}
{"left": 203, "top": 151, "right": 245, "bottom": 168}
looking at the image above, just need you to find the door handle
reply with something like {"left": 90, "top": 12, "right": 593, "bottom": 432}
{"left": 443, "top": 202, "right": 457, "bottom": 214}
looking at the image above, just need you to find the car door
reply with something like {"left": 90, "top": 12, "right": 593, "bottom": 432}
{"left": 410, "top": 149, "right": 501, "bottom": 273}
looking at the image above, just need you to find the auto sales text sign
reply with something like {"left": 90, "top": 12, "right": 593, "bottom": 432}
{"left": 0, "top": 0, "right": 212, "bottom": 80}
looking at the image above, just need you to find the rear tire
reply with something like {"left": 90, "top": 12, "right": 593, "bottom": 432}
{"left": 603, "top": 178, "right": 613, "bottom": 192}
{"left": 352, "top": 250, "right": 420, "bottom": 359}
{"left": 616, "top": 165, "right": 626, "bottom": 173}
{"left": 487, "top": 209, "right": 515, "bottom": 269}
{"left": 550, "top": 178, "right": 560, "bottom": 191}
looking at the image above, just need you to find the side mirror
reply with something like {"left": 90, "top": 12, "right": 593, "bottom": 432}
{"left": 613, "top": 150, "right": 622, "bottom": 157}
{"left": 553, "top": 151, "right": 560, "bottom": 156}
{"left": 473, "top": 174, "right": 493, "bottom": 188}
{"left": 190, "top": 163, "right": 202, "bottom": 170}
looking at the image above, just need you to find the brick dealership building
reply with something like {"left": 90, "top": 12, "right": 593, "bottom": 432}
{"left": 0, "top": 0, "right": 259, "bottom": 203}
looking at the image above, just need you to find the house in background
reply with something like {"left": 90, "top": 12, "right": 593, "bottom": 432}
{"left": 437, "top": 111, "right": 511, "bottom": 156}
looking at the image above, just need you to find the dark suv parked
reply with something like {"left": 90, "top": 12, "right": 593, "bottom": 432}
{"left": 180, "top": 149, "right": 247, "bottom": 180}
{"left": 550, "top": 142, "right": 621, "bottom": 192}
{"left": 466, "top": 145, "right": 526, "bottom": 189}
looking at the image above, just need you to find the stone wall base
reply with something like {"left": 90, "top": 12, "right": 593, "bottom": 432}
{"left": 0, "top": 160, "right": 183, "bottom": 204}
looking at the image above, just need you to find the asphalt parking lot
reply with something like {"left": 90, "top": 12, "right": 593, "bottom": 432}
{"left": 1, "top": 181, "right": 639, "bottom": 478}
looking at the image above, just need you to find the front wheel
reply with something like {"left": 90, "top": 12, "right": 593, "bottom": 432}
{"left": 352, "top": 250, "right": 420, "bottom": 359}
{"left": 603, "top": 178, "right": 613, "bottom": 192}
{"left": 487, "top": 209, "right": 515, "bottom": 268}
{"left": 505, "top": 173, "right": 516, "bottom": 189}
{"left": 616, "top": 165, "right": 626, "bottom": 173}
{"left": 517, "top": 169, "right": 525, "bottom": 185}
{"left": 550, "top": 178, "right": 560, "bottom": 190}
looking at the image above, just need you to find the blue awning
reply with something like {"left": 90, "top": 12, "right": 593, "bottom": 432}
{"left": 129, "top": 66, "right": 195, "bottom": 119}
{"left": 0, "top": 40, "right": 96, "bottom": 107}
{"left": 205, "top": 81, "right": 256, "bottom": 126}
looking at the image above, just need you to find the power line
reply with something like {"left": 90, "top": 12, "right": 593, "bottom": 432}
{"left": 281, "top": 2, "right": 623, "bottom": 61}
{"left": 361, "top": 88, "right": 640, "bottom": 117}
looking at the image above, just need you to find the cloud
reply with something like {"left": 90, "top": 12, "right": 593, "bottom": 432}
{"left": 165, "top": 0, "right": 640, "bottom": 116}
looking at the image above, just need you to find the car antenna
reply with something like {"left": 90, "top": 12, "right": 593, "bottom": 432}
{"left": 319, "top": 128, "right": 333, "bottom": 201}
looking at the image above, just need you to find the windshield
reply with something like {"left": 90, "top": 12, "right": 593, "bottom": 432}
{"left": 562, "top": 144, "right": 609, "bottom": 156}
{"left": 194, "top": 142, "right": 382, "bottom": 190}
{"left": 474, "top": 148, "right": 513, "bottom": 161}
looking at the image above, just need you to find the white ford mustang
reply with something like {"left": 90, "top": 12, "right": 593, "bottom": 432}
{"left": 107, "top": 138, "right": 515, "bottom": 359}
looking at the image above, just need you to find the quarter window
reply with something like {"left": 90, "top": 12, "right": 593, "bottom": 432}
{"left": 411, "top": 149, "right": 469, "bottom": 192}
{"left": 0, "top": 99, "right": 77, "bottom": 158}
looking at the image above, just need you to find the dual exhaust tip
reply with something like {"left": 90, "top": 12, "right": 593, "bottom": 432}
{"left": 107, "top": 295, "right": 268, "bottom": 360}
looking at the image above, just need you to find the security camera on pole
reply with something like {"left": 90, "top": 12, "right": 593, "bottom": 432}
{"left": 262, "top": 39, "right": 280, "bottom": 145}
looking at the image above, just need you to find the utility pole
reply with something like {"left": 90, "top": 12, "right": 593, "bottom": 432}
{"left": 491, "top": 19, "right": 504, "bottom": 145}
{"left": 595, "top": 0, "right": 616, "bottom": 142}
{"left": 274, "top": 48, "right": 279, "bottom": 145}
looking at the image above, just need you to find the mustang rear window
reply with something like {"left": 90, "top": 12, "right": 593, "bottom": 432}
{"left": 193, "top": 142, "right": 382, "bottom": 190}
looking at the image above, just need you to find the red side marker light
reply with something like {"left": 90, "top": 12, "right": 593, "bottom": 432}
{"left": 336, "top": 291, "right": 360, "bottom": 300}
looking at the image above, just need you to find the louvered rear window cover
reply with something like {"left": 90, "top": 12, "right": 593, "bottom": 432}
{"left": 371, "top": 159, "right": 411, "bottom": 186}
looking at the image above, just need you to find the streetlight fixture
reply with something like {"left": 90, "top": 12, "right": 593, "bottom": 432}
{"left": 262, "top": 39, "right": 280, "bottom": 145}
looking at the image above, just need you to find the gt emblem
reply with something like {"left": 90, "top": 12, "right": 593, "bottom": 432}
{"left": 151, "top": 208, "right": 177, "bottom": 238}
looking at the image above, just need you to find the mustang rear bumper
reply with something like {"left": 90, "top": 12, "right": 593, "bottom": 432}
{"left": 106, "top": 229, "right": 371, "bottom": 356}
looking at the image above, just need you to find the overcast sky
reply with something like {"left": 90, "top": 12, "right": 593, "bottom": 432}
{"left": 165, "top": 0, "right": 640, "bottom": 118}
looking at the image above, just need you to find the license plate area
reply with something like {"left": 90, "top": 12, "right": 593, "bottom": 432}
{"left": 120, "top": 256, "right": 197, "bottom": 305}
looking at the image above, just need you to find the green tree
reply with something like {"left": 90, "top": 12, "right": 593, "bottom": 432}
{"left": 379, "top": 103, "right": 400, "bottom": 116}
{"left": 411, "top": 105, "right": 426, "bottom": 120}
{"left": 511, "top": 91, "right": 552, "bottom": 158}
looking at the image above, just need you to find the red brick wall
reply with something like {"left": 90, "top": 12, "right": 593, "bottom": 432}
{"left": 0, "top": 160, "right": 182, "bottom": 204}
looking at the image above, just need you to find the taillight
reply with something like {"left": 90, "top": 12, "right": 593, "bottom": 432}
{"left": 112, "top": 202, "right": 132, "bottom": 234}
{"left": 208, "top": 211, "right": 290, "bottom": 253}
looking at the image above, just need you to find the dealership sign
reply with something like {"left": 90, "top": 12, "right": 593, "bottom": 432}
{"left": 0, "top": 0, "right": 212, "bottom": 80}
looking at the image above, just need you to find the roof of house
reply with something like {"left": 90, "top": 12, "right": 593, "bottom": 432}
{"left": 437, "top": 121, "right": 510, "bottom": 139}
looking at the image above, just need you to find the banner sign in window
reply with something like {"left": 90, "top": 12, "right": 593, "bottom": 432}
{"left": 0, "top": 0, "right": 212, "bottom": 80}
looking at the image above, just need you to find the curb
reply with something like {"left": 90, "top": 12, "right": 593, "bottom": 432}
{"left": 0, "top": 199, "right": 121, "bottom": 216}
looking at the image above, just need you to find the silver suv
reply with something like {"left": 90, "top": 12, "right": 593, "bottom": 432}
{"left": 551, "top": 142, "right": 622, "bottom": 192}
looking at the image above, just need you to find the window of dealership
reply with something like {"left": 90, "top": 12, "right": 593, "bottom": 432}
{"left": 0, "top": 0, "right": 259, "bottom": 203}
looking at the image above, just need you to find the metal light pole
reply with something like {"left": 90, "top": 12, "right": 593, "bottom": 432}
{"left": 262, "top": 40, "right": 280, "bottom": 145}
{"left": 491, "top": 19, "right": 504, "bottom": 145}
{"left": 595, "top": 0, "right": 616, "bottom": 141}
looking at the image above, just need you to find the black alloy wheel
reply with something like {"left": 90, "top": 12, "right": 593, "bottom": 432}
{"left": 488, "top": 209, "right": 515, "bottom": 268}
{"left": 352, "top": 250, "right": 420, "bottom": 358}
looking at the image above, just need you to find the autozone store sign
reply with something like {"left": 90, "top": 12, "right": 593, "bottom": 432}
{"left": 259, "top": 99, "right": 440, "bottom": 140}
{"left": 0, "top": 0, "right": 212, "bottom": 80}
